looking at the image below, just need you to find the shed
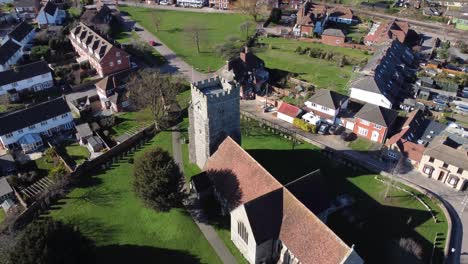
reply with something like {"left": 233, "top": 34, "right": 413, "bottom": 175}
{"left": 0, "top": 178, "right": 14, "bottom": 203}
{"left": 87, "top": 136, "right": 104, "bottom": 153}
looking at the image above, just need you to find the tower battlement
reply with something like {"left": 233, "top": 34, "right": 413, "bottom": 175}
{"left": 191, "top": 77, "right": 239, "bottom": 101}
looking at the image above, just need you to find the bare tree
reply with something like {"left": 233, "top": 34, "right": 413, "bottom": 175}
{"left": 185, "top": 22, "right": 205, "bottom": 53}
{"left": 234, "top": 0, "right": 266, "bottom": 22}
{"left": 239, "top": 21, "right": 255, "bottom": 42}
{"left": 127, "top": 70, "right": 181, "bottom": 130}
{"left": 150, "top": 11, "right": 162, "bottom": 32}
{"left": 384, "top": 156, "right": 404, "bottom": 199}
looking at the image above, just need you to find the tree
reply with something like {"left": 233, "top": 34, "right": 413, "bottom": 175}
{"left": 127, "top": 69, "right": 181, "bottom": 130}
{"left": 30, "top": 45, "right": 50, "bottom": 60}
{"left": 239, "top": 21, "right": 255, "bottom": 42}
{"left": 8, "top": 219, "right": 95, "bottom": 264}
{"left": 150, "top": 11, "right": 162, "bottom": 32}
{"left": 133, "top": 148, "right": 182, "bottom": 211}
{"left": 185, "top": 22, "right": 206, "bottom": 53}
{"left": 234, "top": 0, "right": 264, "bottom": 21}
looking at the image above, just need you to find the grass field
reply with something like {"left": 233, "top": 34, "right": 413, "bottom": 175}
{"left": 348, "top": 137, "right": 376, "bottom": 151}
{"left": 256, "top": 37, "right": 370, "bottom": 94}
{"left": 0, "top": 210, "right": 5, "bottom": 223}
{"left": 119, "top": 7, "right": 251, "bottom": 72}
{"left": 64, "top": 143, "right": 90, "bottom": 165}
{"left": 49, "top": 132, "right": 222, "bottom": 264}
{"left": 111, "top": 109, "right": 153, "bottom": 137}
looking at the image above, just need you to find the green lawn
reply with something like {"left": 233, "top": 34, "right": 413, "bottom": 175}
{"left": 34, "top": 156, "right": 55, "bottom": 177}
{"left": 48, "top": 132, "right": 222, "bottom": 264}
{"left": 65, "top": 143, "right": 90, "bottom": 165}
{"left": 119, "top": 7, "right": 252, "bottom": 72}
{"left": 0, "top": 104, "right": 24, "bottom": 113}
{"left": 256, "top": 37, "right": 371, "bottom": 94}
{"left": 0, "top": 210, "right": 5, "bottom": 223}
{"left": 348, "top": 137, "right": 376, "bottom": 151}
{"left": 111, "top": 109, "right": 153, "bottom": 137}
{"left": 114, "top": 30, "right": 139, "bottom": 44}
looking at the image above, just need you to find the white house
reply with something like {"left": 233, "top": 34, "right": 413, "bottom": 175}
{"left": 176, "top": 0, "right": 205, "bottom": 7}
{"left": 304, "top": 89, "right": 349, "bottom": 125}
{"left": 0, "top": 40, "right": 22, "bottom": 72}
{"left": 14, "top": 0, "right": 37, "bottom": 19}
{"left": 0, "top": 97, "right": 74, "bottom": 153}
{"left": 277, "top": 102, "right": 302, "bottom": 124}
{"left": 349, "top": 76, "right": 394, "bottom": 109}
{"left": 37, "top": 1, "right": 66, "bottom": 27}
{"left": 0, "top": 61, "right": 54, "bottom": 96}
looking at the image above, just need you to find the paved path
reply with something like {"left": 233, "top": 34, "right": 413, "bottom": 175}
{"left": 172, "top": 129, "right": 238, "bottom": 264}
{"left": 132, "top": 22, "right": 210, "bottom": 82}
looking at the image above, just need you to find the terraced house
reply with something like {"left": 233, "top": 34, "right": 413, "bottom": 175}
{"left": 69, "top": 22, "right": 130, "bottom": 77}
{"left": 0, "top": 61, "right": 53, "bottom": 97}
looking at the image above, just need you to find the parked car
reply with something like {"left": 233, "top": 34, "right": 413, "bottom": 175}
{"left": 329, "top": 125, "right": 341, "bottom": 135}
{"left": 318, "top": 124, "right": 330, "bottom": 135}
{"left": 149, "top": 40, "right": 157, "bottom": 46}
{"left": 341, "top": 132, "right": 356, "bottom": 141}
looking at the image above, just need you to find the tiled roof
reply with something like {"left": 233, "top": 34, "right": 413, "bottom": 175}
{"left": 307, "top": 89, "right": 348, "bottom": 110}
{"left": 0, "top": 61, "right": 51, "bottom": 86}
{"left": 278, "top": 102, "right": 301, "bottom": 118}
{"left": 399, "top": 140, "right": 425, "bottom": 162}
{"left": 424, "top": 136, "right": 468, "bottom": 171}
{"left": 0, "top": 40, "right": 21, "bottom": 64}
{"left": 0, "top": 97, "right": 71, "bottom": 135}
{"left": 355, "top": 103, "right": 397, "bottom": 127}
{"left": 8, "top": 21, "right": 34, "bottom": 43}
{"left": 322, "top": 28, "right": 345, "bottom": 37}
{"left": 364, "top": 19, "right": 409, "bottom": 44}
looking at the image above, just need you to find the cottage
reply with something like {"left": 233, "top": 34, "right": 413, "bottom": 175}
{"left": 348, "top": 103, "right": 398, "bottom": 143}
{"left": 321, "top": 28, "right": 345, "bottom": 46}
{"left": 0, "top": 178, "right": 14, "bottom": 204}
{"left": 200, "top": 137, "right": 363, "bottom": 264}
{"left": 0, "top": 97, "right": 74, "bottom": 152}
{"left": 364, "top": 19, "right": 409, "bottom": 45}
{"left": 277, "top": 102, "right": 302, "bottom": 124}
{"left": 0, "top": 61, "right": 54, "bottom": 97}
{"left": 304, "top": 89, "right": 349, "bottom": 125}
{"left": 418, "top": 136, "right": 468, "bottom": 190}
{"left": 0, "top": 154, "right": 16, "bottom": 176}
{"left": 69, "top": 23, "right": 131, "bottom": 77}
{"left": 37, "top": 1, "right": 66, "bottom": 27}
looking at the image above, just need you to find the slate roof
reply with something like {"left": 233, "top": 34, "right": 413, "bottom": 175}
{"left": 76, "top": 123, "right": 93, "bottom": 138}
{"left": 0, "top": 178, "right": 13, "bottom": 197}
{"left": 0, "top": 61, "right": 51, "bottom": 87}
{"left": 0, "top": 97, "right": 71, "bottom": 135}
{"left": 41, "top": 1, "right": 58, "bottom": 16}
{"left": 424, "top": 136, "right": 468, "bottom": 171}
{"left": 322, "top": 28, "right": 345, "bottom": 37}
{"left": 355, "top": 103, "right": 398, "bottom": 127}
{"left": 0, "top": 40, "right": 21, "bottom": 64}
{"left": 8, "top": 21, "right": 34, "bottom": 43}
{"left": 278, "top": 102, "right": 302, "bottom": 118}
{"left": 307, "top": 89, "right": 348, "bottom": 110}
{"left": 14, "top": 0, "right": 35, "bottom": 8}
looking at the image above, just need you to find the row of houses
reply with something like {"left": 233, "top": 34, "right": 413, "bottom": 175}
{"left": 0, "top": 21, "right": 36, "bottom": 72}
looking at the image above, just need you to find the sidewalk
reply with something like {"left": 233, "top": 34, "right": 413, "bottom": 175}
{"left": 172, "top": 129, "right": 238, "bottom": 264}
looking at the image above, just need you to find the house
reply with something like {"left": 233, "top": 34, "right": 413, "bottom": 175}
{"left": 0, "top": 97, "right": 74, "bottom": 153}
{"left": 304, "top": 89, "right": 349, "bottom": 125}
{"left": 0, "top": 178, "right": 14, "bottom": 204}
{"left": 6, "top": 21, "right": 36, "bottom": 47}
{"left": 418, "top": 135, "right": 468, "bottom": 191}
{"left": 80, "top": 3, "right": 123, "bottom": 33}
{"left": 217, "top": 47, "right": 269, "bottom": 98}
{"left": 293, "top": 2, "right": 327, "bottom": 36}
{"left": 364, "top": 19, "right": 409, "bottom": 45}
{"left": 349, "top": 40, "right": 415, "bottom": 109}
{"left": 0, "top": 154, "right": 16, "bottom": 176}
{"left": 14, "top": 0, "right": 38, "bottom": 19}
{"left": 327, "top": 6, "right": 355, "bottom": 24}
{"left": 86, "top": 135, "right": 104, "bottom": 152}
{"left": 277, "top": 102, "right": 302, "bottom": 123}
{"left": 177, "top": 0, "right": 205, "bottom": 7}
{"left": 69, "top": 22, "right": 131, "bottom": 77}
{"left": 0, "top": 61, "right": 54, "bottom": 97}
{"left": 75, "top": 123, "right": 93, "bottom": 144}
{"left": 200, "top": 137, "right": 363, "bottom": 264}
{"left": 95, "top": 74, "right": 129, "bottom": 113}
{"left": 321, "top": 28, "right": 345, "bottom": 46}
{"left": 349, "top": 103, "right": 398, "bottom": 143}
{"left": 36, "top": 1, "right": 66, "bottom": 27}
{"left": 209, "top": 0, "right": 230, "bottom": 9}
{"left": 0, "top": 40, "right": 22, "bottom": 72}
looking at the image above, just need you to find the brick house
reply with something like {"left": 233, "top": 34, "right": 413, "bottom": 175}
{"left": 304, "top": 89, "right": 349, "bottom": 125}
{"left": 364, "top": 19, "right": 409, "bottom": 46}
{"left": 321, "top": 28, "right": 345, "bottom": 46}
{"left": 418, "top": 136, "right": 468, "bottom": 191}
{"left": 293, "top": 2, "right": 327, "bottom": 36}
{"left": 350, "top": 103, "right": 398, "bottom": 143}
{"left": 69, "top": 22, "right": 130, "bottom": 77}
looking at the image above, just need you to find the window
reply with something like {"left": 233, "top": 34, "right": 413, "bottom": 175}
{"left": 237, "top": 221, "right": 249, "bottom": 244}
{"left": 116, "top": 52, "right": 121, "bottom": 57}
{"left": 53, "top": 117, "right": 57, "bottom": 121}
{"left": 17, "top": 129, "right": 23, "bottom": 134}
{"left": 443, "top": 163, "right": 448, "bottom": 169}
{"left": 117, "top": 60, "right": 122, "bottom": 65}
{"left": 423, "top": 165, "right": 433, "bottom": 176}
{"left": 457, "top": 168, "right": 464, "bottom": 175}
{"left": 360, "top": 120, "right": 370, "bottom": 126}
{"left": 29, "top": 125, "right": 35, "bottom": 130}
{"left": 321, "top": 106, "right": 329, "bottom": 111}
{"left": 62, "top": 113, "right": 68, "bottom": 118}
{"left": 109, "top": 61, "right": 114, "bottom": 67}
{"left": 5, "top": 133, "right": 13, "bottom": 138}
{"left": 11, "top": 82, "right": 18, "bottom": 87}
{"left": 375, "top": 124, "right": 382, "bottom": 130}
{"left": 41, "top": 121, "right": 48, "bottom": 126}
{"left": 429, "top": 157, "right": 435, "bottom": 163}
{"left": 358, "top": 127, "right": 368, "bottom": 136}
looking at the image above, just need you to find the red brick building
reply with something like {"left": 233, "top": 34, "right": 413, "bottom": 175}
{"left": 364, "top": 19, "right": 409, "bottom": 46}
{"left": 321, "top": 28, "right": 345, "bottom": 46}
{"left": 69, "top": 22, "right": 130, "bottom": 77}
{"left": 352, "top": 103, "right": 398, "bottom": 143}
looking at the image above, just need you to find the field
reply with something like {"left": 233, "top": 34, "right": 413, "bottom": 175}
{"left": 256, "top": 37, "right": 371, "bottom": 94}
{"left": 111, "top": 109, "right": 153, "bottom": 137}
{"left": 119, "top": 7, "right": 252, "bottom": 72}
{"left": 182, "top": 119, "right": 448, "bottom": 264}
{"left": 48, "top": 132, "right": 222, "bottom": 264}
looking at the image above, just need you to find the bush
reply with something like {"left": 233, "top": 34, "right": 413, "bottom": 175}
{"left": 30, "top": 45, "right": 51, "bottom": 60}
{"left": 295, "top": 46, "right": 303, "bottom": 53}
{"left": 269, "top": 8, "right": 282, "bottom": 24}
{"left": 50, "top": 163, "right": 68, "bottom": 182}
{"left": 293, "top": 118, "right": 316, "bottom": 133}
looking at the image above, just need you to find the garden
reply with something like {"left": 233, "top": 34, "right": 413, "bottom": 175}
{"left": 119, "top": 7, "right": 252, "bottom": 72}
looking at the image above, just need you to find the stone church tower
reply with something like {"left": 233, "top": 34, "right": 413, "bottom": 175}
{"left": 189, "top": 77, "right": 241, "bottom": 168}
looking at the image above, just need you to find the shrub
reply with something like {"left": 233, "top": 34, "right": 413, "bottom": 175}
{"left": 30, "top": 45, "right": 51, "bottom": 60}
{"left": 295, "top": 46, "right": 303, "bottom": 53}
{"left": 293, "top": 118, "right": 316, "bottom": 133}
{"left": 50, "top": 163, "right": 68, "bottom": 182}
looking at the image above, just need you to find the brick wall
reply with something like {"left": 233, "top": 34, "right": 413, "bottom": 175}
{"left": 352, "top": 118, "right": 388, "bottom": 143}
{"left": 321, "top": 35, "right": 345, "bottom": 46}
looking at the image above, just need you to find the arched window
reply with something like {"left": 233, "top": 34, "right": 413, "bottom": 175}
{"left": 237, "top": 221, "right": 249, "bottom": 244}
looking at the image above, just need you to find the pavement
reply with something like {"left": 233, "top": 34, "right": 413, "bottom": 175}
{"left": 172, "top": 129, "right": 238, "bottom": 264}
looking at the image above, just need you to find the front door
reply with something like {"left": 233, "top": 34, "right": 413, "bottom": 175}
{"left": 438, "top": 171, "right": 445, "bottom": 181}
{"left": 371, "top": 131, "right": 379, "bottom": 142}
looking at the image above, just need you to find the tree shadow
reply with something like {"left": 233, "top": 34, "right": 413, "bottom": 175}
{"left": 66, "top": 216, "right": 118, "bottom": 245}
{"left": 95, "top": 244, "right": 201, "bottom": 264}
{"left": 69, "top": 186, "right": 122, "bottom": 207}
